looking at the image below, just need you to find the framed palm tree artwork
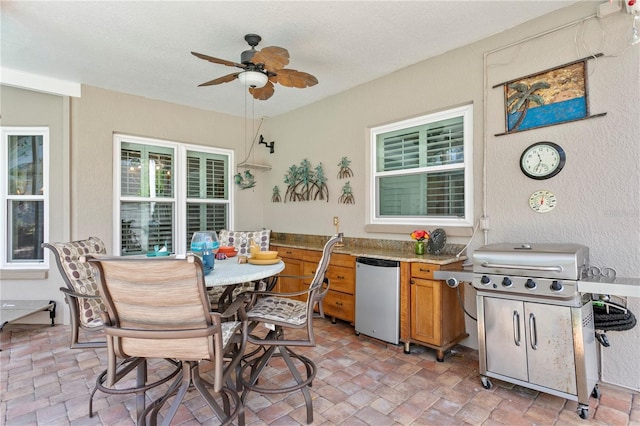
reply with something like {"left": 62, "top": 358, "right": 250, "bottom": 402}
{"left": 494, "top": 55, "right": 606, "bottom": 135}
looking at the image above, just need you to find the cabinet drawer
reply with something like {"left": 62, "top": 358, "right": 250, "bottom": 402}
{"left": 323, "top": 290, "right": 354, "bottom": 322}
{"left": 303, "top": 250, "right": 322, "bottom": 263}
{"left": 411, "top": 263, "right": 439, "bottom": 280}
{"left": 330, "top": 253, "right": 355, "bottom": 268}
{"left": 326, "top": 265, "right": 354, "bottom": 294}
{"left": 272, "top": 246, "right": 305, "bottom": 260}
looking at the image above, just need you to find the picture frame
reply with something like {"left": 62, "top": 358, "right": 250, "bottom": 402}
{"left": 494, "top": 55, "right": 606, "bottom": 135}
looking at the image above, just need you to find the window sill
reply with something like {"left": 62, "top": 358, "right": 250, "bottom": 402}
{"left": 364, "top": 224, "right": 474, "bottom": 237}
{"left": 0, "top": 270, "right": 48, "bottom": 280}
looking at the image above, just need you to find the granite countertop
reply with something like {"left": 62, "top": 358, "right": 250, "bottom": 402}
{"left": 270, "top": 233, "right": 467, "bottom": 266}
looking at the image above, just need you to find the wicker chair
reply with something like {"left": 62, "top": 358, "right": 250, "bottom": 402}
{"left": 89, "top": 254, "right": 248, "bottom": 425}
{"left": 42, "top": 237, "right": 108, "bottom": 348}
{"left": 239, "top": 234, "right": 342, "bottom": 424}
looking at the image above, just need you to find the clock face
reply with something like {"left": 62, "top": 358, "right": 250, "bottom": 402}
{"left": 520, "top": 142, "right": 566, "bottom": 180}
{"left": 529, "top": 190, "right": 557, "bottom": 213}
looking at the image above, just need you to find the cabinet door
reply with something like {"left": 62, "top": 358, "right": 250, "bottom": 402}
{"left": 277, "top": 257, "right": 303, "bottom": 295}
{"left": 525, "top": 302, "right": 577, "bottom": 395}
{"left": 410, "top": 278, "right": 441, "bottom": 345}
{"left": 483, "top": 297, "right": 528, "bottom": 382}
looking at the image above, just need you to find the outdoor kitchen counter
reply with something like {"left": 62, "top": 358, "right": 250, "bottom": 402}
{"left": 269, "top": 240, "right": 467, "bottom": 265}
{"left": 271, "top": 236, "right": 469, "bottom": 361}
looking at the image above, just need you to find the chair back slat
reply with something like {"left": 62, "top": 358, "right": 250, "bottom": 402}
{"left": 90, "top": 256, "right": 218, "bottom": 361}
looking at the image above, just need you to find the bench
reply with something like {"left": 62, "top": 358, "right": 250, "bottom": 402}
{"left": 1, "top": 299, "right": 56, "bottom": 329}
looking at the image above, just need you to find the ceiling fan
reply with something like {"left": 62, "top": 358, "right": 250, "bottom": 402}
{"left": 191, "top": 34, "right": 318, "bottom": 100}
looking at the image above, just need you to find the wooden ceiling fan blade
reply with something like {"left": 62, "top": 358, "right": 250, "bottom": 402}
{"left": 249, "top": 81, "right": 275, "bottom": 100}
{"left": 275, "top": 69, "right": 318, "bottom": 88}
{"left": 191, "top": 51, "right": 246, "bottom": 69}
{"left": 198, "top": 72, "right": 240, "bottom": 86}
{"left": 251, "top": 46, "right": 290, "bottom": 71}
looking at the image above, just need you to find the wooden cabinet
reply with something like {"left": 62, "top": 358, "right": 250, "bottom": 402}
{"left": 400, "top": 261, "right": 467, "bottom": 362}
{"left": 271, "top": 246, "right": 304, "bottom": 297}
{"left": 270, "top": 245, "right": 355, "bottom": 324}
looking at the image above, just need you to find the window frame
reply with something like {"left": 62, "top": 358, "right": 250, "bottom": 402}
{"left": 113, "top": 134, "right": 234, "bottom": 255}
{"left": 368, "top": 104, "right": 474, "bottom": 228}
{"left": 1, "top": 126, "right": 50, "bottom": 270}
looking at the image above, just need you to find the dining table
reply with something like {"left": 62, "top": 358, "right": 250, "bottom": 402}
{"left": 204, "top": 257, "right": 285, "bottom": 288}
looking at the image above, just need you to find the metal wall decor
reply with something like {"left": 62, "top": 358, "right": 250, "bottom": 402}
{"left": 337, "top": 157, "right": 353, "bottom": 178}
{"left": 283, "top": 159, "right": 328, "bottom": 202}
{"left": 338, "top": 181, "right": 354, "bottom": 204}
{"left": 495, "top": 55, "right": 606, "bottom": 135}
{"left": 271, "top": 185, "right": 281, "bottom": 202}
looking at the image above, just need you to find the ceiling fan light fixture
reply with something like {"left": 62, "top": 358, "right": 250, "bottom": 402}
{"left": 238, "top": 70, "right": 268, "bottom": 88}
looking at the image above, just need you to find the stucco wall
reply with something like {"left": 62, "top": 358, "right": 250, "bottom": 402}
{"left": 0, "top": 86, "right": 69, "bottom": 324}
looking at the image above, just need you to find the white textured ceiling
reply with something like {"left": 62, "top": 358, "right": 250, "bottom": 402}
{"left": 1, "top": 0, "right": 579, "bottom": 118}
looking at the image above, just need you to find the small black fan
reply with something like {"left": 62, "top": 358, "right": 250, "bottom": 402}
{"left": 427, "top": 228, "right": 447, "bottom": 254}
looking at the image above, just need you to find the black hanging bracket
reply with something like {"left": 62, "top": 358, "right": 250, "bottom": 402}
{"left": 259, "top": 135, "right": 275, "bottom": 154}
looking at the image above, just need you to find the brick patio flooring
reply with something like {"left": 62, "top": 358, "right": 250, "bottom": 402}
{"left": 1, "top": 318, "right": 638, "bottom": 425}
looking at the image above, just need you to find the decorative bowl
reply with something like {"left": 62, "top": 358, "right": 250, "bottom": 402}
{"left": 218, "top": 246, "right": 237, "bottom": 253}
{"left": 252, "top": 250, "right": 278, "bottom": 260}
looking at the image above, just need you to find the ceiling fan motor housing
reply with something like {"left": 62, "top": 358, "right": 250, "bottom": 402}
{"left": 241, "top": 49, "right": 257, "bottom": 65}
{"left": 241, "top": 33, "right": 262, "bottom": 64}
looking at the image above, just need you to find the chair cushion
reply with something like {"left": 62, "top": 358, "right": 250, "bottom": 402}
{"left": 207, "top": 286, "right": 227, "bottom": 304}
{"left": 50, "top": 237, "right": 107, "bottom": 327}
{"left": 221, "top": 321, "right": 242, "bottom": 349}
{"left": 218, "top": 229, "right": 270, "bottom": 255}
{"left": 248, "top": 297, "right": 308, "bottom": 326}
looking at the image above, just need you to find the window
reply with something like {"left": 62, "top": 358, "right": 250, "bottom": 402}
{"left": 115, "top": 134, "right": 232, "bottom": 255}
{"left": 369, "top": 104, "right": 473, "bottom": 227}
{"left": 1, "top": 127, "right": 49, "bottom": 269}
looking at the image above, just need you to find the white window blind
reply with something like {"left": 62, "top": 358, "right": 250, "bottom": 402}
{"left": 370, "top": 104, "right": 473, "bottom": 227}
{"left": 186, "top": 151, "right": 228, "bottom": 245}
{"left": 115, "top": 135, "right": 232, "bottom": 255}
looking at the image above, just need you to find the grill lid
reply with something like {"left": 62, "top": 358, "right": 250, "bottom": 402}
{"left": 473, "top": 243, "right": 589, "bottom": 280}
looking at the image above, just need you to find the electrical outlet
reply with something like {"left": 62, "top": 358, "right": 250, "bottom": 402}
{"left": 333, "top": 216, "right": 339, "bottom": 226}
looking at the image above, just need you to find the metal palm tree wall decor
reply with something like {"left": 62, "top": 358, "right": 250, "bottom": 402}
{"left": 337, "top": 157, "right": 353, "bottom": 178}
{"left": 338, "top": 181, "right": 354, "bottom": 204}
{"left": 283, "top": 159, "right": 328, "bottom": 202}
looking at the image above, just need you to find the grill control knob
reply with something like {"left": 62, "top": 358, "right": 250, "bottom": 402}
{"left": 525, "top": 278, "right": 536, "bottom": 289}
{"left": 480, "top": 275, "right": 491, "bottom": 285}
{"left": 502, "top": 277, "right": 513, "bottom": 287}
{"left": 550, "top": 280, "right": 563, "bottom": 292}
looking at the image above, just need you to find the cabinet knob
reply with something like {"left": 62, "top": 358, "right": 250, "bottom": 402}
{"left": 410, "top": 279, "right": 415, "bottom": 284}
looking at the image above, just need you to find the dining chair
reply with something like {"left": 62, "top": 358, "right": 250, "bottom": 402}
{"left": 208, "top": 229, "right": 272, "bottom": 311}
{"left": 42, "top": 236, "right": 108, "bottom": 349}
{"left": 89, "top": 254, "right": 248, "bottom": 426}
{"left": 239, "top": 233, "right": 342, "bottom": 424}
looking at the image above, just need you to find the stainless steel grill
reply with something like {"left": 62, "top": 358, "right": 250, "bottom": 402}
{"left": 439, "top": 243, "right": 600, "bottom": 419}
{"left": 472, "top": 243, "right": 588, "bottom": 302}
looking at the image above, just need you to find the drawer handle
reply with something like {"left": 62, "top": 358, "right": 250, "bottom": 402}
{"left": 335, "top": 301, "right": 343, "bottom": 306}
{"left": 419, "top": 268, "right": 431, "bottom": 273}
{"left": 336, "top": 275, "right": 345, "bottom": 279}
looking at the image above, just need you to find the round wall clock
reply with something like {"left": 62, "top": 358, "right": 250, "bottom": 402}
{"left": 529, "top": 190, "right": 557, "bottom": 213}
{"left": 520, "top": 141, "right": 566, "bottom": 180}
